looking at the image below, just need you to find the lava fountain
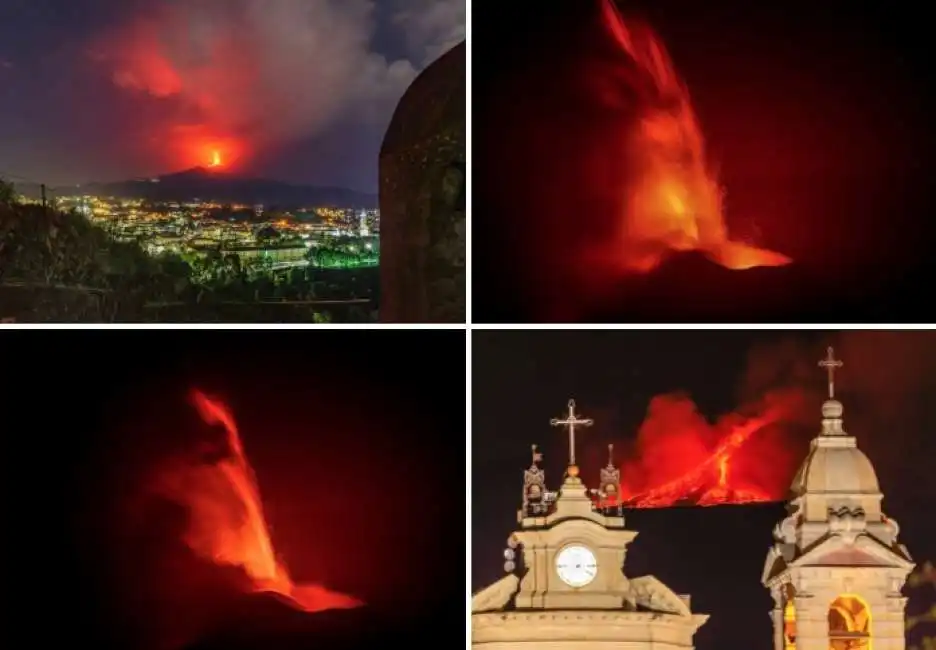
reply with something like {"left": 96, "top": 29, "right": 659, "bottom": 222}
{"left": 601, "top": 0, "right": 791, "bottom": 273}
{"left": 152, "top": 389, "right": 362, "bottom": 612}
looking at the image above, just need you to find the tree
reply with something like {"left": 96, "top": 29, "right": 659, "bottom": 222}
{"left": 0, "top": 177, "right": 17, "bottom": 206}
{"left": 907, "top": 561, "right": 936, "bottom": 650}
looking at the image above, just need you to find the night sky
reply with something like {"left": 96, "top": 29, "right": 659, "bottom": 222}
{"left": 472, "top": 0, "right": 936, "bottom": 321}
{"left": 1, "top": 330, "right": 465, "bottom": 650}
{"left": 0, "top": 0, "right": 464, "bottom": 191}
{"left": 472, "top": 330, "right": 936, "bottom": 650}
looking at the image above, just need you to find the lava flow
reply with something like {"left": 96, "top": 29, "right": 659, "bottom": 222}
{"left": 588, "top": 390, "right": 797, "bottom": 510}
{"left": 601, "top": 0, "right": 791, "bottom": 273}
{"left": 153, "top": 389, "right": 362, "bottom": 612}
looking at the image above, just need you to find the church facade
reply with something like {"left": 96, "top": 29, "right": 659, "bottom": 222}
{"left": 762, "top": 349, "right": 915, "bottom": 650}
{"left": 471, "top": 400, "right": 709, "bottom": 650}
{"left": 472, "top": 350, "right": 915, "bottom": 650}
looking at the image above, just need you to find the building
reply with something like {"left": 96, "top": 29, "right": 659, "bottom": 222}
{"left": 762, "top": 348, "right": 915, "bottom": 650}
{"left": 472, "top": 400, "right": 708, "bottom": 650}
{"left": 223, "top": 244, "right": 309, "bottom": 264}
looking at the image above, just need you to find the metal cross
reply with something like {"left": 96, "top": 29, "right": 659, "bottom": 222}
{"left": 550, "top": 399, "right": 593, "bottom": 466}
{"left": 818, "top": 346, "right": 843, "bottom": 399}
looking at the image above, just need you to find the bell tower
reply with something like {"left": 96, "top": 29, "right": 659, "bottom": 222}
{"left": 472, "top": 399, "right": 708, "bottom": 650}
{"left": 762, "top": 348, "right": 916, "bottom": 650}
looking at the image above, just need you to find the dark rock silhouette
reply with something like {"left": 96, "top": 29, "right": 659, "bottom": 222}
{"left": 379, "top": 41, "right": 466, "bottom": 323}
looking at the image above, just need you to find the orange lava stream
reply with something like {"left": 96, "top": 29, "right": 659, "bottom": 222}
{"left": 601, "top": 0, "right": 790, "bottom": 272}
{"left": 160, "top": 390, "right": 362, "bottom": 612}
{"left": 624, "top": 414, "right": 775, "bottom": 508}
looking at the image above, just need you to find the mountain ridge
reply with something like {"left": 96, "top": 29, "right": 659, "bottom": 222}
{"left": 14, "top": 166, "right": 377, "bottom": 208}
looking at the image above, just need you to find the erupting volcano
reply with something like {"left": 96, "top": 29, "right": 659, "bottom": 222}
{"left": 151, "top": 390, "right": 362, "bottom": 613}
{"left": 622, "top": 410, "right": 778, "bottom": 508}
{"left": 601, "top": 0, "right": 790, "bottom": 273}
{"left": 585, "top": 390, "right": 799, "bottom": 510}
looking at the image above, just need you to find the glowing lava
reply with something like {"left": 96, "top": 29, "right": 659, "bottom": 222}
{"left": 601, "top": 0, "right": 791, "bottom": 273}
{"left": 154, "top": 390, "right": 362, "bottom": 612}
{"left": 622, "top": 407, "right": 778, "bottom": 508}
{"left": 209, "top": 149, "right": 222, "bottom": 168}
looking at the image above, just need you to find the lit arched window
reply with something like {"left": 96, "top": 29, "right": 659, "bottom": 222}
{"left": 828, "top": 595, "right": 871, "bottom": 650}
{"left": 783, "top": 598, "right": 797, "bottom": 650}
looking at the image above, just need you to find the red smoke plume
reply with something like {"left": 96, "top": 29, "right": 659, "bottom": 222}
{"left": 593, "top": 332, "right": 936, "bottom": 508}
{"left": 87, "top": 1, "right": 464, "bottom": 172}
{"left": 151, "top": 390, "right": 361, "bottom": 612}
{"left": 597, "top": 0, "right": 789, "bottom": 273}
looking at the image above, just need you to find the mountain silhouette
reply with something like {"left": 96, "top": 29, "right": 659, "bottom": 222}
{"left": 181, "top": 593, "right": 447, "bottom": 650}
{"left": 17, "top": 167, "right": 376, "bottom": 208}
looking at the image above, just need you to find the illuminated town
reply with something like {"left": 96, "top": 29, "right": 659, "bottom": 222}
{"left": 19, "top": 193, "right": 380, "bottom": 270}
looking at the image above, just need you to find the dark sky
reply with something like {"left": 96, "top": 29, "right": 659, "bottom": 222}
{"left": 472, "top": 330, "right": 936, "bottom": 650}
{"left": 1, "top": 329, "right": 465, "bottom": 650}
{"left": 0, "top": 0, "right": 464, "bottom": 191}
{"left": 472, "top": 0, "right": 936, "bottom": 321}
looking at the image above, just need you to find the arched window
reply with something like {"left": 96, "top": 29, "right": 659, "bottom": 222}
{"left": 783, "top": 598, "right": 797, "bottom": 650}
{"left": 828, "top": 595, "right": 871, "bottom": 650}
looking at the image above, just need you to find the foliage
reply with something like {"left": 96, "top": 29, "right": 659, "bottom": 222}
{"left": 0, "top": 177, "right": 17, "bottom": 206}
{"left": 0, "top": 202, "right": 377, "bottom": 322}
{"left": 307, "top": 235, "right": 378, "bottom": 269}
{"left": 0, "top": 202, "right": 193, "bottom": 321}
{"left": 908, "top": 561, "right": 936, "bottom": 650}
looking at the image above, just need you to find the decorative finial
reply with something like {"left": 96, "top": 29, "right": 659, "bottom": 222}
{"left": 531, "top": 444, "right": 543, "bottom": 466}
{"left": 599, "top": 443, "right": 621, "bottom": 503}
{"left": 819, "top": 346, "right": 843, "bottom": 400}
{"left": 550, "top": 399, "right": 594, "bottom": 470}
{"left": 522, "top": 443, "right": 547, "bottom": 514}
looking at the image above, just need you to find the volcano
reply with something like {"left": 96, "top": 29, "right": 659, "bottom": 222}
{"left": 472, "top": 0, "right": 936, "bottom": 323}
{"left": 182, "top": 594, "right": 455, "bottom": 650}
{"left": 70, "top": 167, "right": 377, "bottom": 208}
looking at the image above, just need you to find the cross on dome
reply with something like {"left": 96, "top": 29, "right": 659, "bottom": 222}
{"left": 819, "top": 346, "right": 843, "bottom": 400}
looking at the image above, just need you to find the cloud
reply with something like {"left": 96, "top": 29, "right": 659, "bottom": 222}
{"left": 88, "top": 0, "right": 465, "bottom": 147}
{"left": 392, "top": 0, "right": 467, "bottom": 65}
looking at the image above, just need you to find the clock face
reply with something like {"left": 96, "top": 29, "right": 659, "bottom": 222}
{"left": 555, "top": 545, "right": 598, "bottom": 588}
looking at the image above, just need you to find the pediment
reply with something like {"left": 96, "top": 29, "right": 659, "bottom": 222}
{"left": 793, "top": 533, "right": 914, "bottom": 570}
{"left": 762, "top": 544, "right": 790, "bottom": 586}
{"left": 471, "top": 574, "right": 519, "bottom": 614}
{"left": 629, "top": 575, "right": 692, "bottom": 617}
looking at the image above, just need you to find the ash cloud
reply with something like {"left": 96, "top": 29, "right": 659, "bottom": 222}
{"left": 606, "top": 332, "right": 936, "bottom": 504}
{"left": 88, "top": 0, "right": 465, "bottom": 146}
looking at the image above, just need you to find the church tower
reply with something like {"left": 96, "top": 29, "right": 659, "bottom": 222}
{"left": 762, "top": 348, "right": 916, "bottom": 650}
{"left": 472, "top": 400, "right": 708, "bottom": 650}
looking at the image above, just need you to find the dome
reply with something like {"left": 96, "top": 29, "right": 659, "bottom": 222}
{"left": 791, "top": 443, "right": 880, "bottom": 496}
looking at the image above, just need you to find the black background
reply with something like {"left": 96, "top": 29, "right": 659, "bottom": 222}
{"left": 472, "top": 0, "right": 936, "bottom": 322}
{"left": 0, "top": 329, "right": 466, "bottom": 649}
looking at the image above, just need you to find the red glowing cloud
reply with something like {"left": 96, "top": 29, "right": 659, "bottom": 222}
{"left": 597, "top": 0, "right": 790, "bottom": 273}
{"left": 86, "top": 1, "right": 464, "bottom": 172}
{"left": 588, "top": 331, "right": 936, "bottom": 510}
{"left": 151, "top": 390, "right": 362, "bottom": 612}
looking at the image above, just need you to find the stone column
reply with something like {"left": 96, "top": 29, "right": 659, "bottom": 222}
{"left": 793, "top": 597, "right": 828, "bottom": 650}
